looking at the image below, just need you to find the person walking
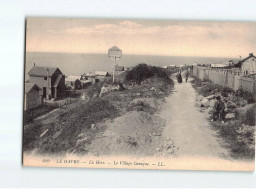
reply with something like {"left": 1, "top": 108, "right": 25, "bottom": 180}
{"left": 211, "top": 96, "right": 225, "bottom": 123}
{"left": 176, "top": 71, "right": 182, "bottom": 83}
{"left": 185, "top": 69, "right": 189, "bottom": 82}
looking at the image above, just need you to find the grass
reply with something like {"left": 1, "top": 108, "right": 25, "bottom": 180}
{"left": 213, "top": 121, "right": 255, "bottom": 159}
{"left": 24, "top": 105, "right": 58, "bottom": 125}
{"left": 23, "top": 98, "right": 118, "bottom": 154}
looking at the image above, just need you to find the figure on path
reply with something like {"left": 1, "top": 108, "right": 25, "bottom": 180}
{"left": 211, "top": 96, "right": 225, "bottom": 123}
{"left": 176, "top": 71, "right": 182, "bottom": 83}
{"left": 185, "top": 69, "right": 189, "bottom": 82}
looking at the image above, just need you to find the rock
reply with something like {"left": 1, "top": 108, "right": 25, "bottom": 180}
{"left": 205, "top": 94, "right": 216, "bottom": 100}
{"left": 201, "top": 98, "right": 210, "bottom": 107}
{"left": 209, "top": 99, "right": 217, "bottom": 107}
{"left": 130, "top": 98, "right": 161, "bottom": 110}
{"left": 195, "top": 101, "right": 203, "bottom": 107}
{"left": 99, "top": 84, "right": 120, "bottom": 97}
{"left": 136, "top": 93, "right": 141, "bottom": 96}
{"left": 225, "top": 113, "right": 235, "bottom": 119}
{"left": 159, "top": 91, "right": 165, "bottom": 95}
{"left": 91, "top": 124, "right": 96, "bottom": 129}
{"left": 196, "top": 95, "right": 204, "bottom": 101}
{"left": 150, "top": 87, "right": 157, "bottom": 92}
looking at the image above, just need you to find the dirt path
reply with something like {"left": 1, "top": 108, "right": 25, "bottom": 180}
{"left": 158, "top": 77, "right": 230, "bottom": 159}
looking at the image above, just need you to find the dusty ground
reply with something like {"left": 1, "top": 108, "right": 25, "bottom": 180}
{"left": 159, "top": 77, "right": 230, "bottom": 159}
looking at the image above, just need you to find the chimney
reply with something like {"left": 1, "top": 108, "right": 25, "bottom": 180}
{"left": 34, "top": 62, "right": 36, "bottom": 66}
{"left": 249, "top": 53, "right": 253, "bottom": 57}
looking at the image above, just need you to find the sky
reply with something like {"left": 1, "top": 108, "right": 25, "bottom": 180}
{"left": 26, "top": 18, "right": 256, "bottom": 58}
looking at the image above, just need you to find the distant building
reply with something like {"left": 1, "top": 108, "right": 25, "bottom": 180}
{"left": 80, "top": 80, "right": 92, "bottom": 88}
{"left": 24, "top": 83, "right": 42, "bottom": 110}
{"left": 115, "top": 65, "right": 125, "bottom": 75}
{"left": 28, "top": 66, "right": 65, "bottom": 99}
{"left": 80, "top": 72, "right": 96, "bottom": 84}
{"left": 95, "top": 71, "right": 110, "bottom": 81}
{"left": 65, "top": 76, "right": 82, "bottom": 90}
{"left": 235, "top": 53, "right": 256, "bottom": 75}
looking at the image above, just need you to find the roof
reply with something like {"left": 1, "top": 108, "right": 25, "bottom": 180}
{"left": 109, "top": 46, "right": 121, "bottom": 51}
{"left": 211, "top": 63, "right": 230, "bottom": 68}
{"left": 240, "top": 53, "right": 256, "bottom": 63}
{"left": 28, "top": 66, "right": 61, "bottom": 77}
{"left": 235, "top": 53, "right": 256, "bottom": 67}
{"left": 53, "top": 74, "right": 63, "bottom": 87}
{"left": 81, "top": 72, "right": 95, "bottom": 77}
{"left": 115, "top": 65, "right": 124, "bottom": 71}
{"left": 95, "top": 71, "right": 109, "bottom": 76}
{"left": 65, "top": 75, "right": 81, "bottom": 82}
{"left": 80, "top": 80, "right": 92, "bottom": 84}
{"left": 25, "top": 83, "right": 41, "bottom": 94}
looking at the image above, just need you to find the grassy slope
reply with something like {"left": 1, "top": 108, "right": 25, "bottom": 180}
{"left": 23, "top": 65, "right": 174, "bottom": 155}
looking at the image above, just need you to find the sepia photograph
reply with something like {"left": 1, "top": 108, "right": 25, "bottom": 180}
{"left": 23, "top": 18, "right": 255, "bottom": 171}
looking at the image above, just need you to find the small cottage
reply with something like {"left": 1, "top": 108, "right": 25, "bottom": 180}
{"left": 65, "top": 76, "right": 82, "bottom": 90}
{"left": 235, "top": 53, "right": 256, "bottom": 75}
{"left": 95, "top": 71, "right": 110, "bottom": 81}
{"left": 81, "top": 72, "right": 97, "bottom": 84}
{"left": 24, "top": 83, "right": 42, "bottom": 110}
{"left": 28, "top": 66, "right": 66, "bottom": 99}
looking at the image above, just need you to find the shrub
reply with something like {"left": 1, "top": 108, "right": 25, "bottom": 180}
{"left": 125, "top": 64, "right": 171, "bottom": 84}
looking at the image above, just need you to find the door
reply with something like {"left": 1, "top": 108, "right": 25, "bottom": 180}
{"left": 43, "top": 87, "right": 46, "bottom": 98}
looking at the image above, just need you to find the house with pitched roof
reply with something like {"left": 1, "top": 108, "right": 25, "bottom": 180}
{"left": 65, "top": 75, "right": 82, "bottom": 90}
{"left": 95, "top": 71, "right": 110, "bottom": 81}
{"left": 235, "top": 53, "right": 256, "bottom": 75}
{"left": 24, "top": 83, "right": 42, "bottom": 110}
{"left": 28, "top": 66, "right": 65, "bottom": 99}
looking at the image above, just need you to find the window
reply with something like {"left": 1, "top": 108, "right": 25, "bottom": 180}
{"left": 44, "top": 77, "right": 47, "bottom": 80}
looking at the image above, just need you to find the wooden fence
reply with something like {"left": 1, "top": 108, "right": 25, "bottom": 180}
{"left": 192, "top": 66, "right": 256, "bottom": 96}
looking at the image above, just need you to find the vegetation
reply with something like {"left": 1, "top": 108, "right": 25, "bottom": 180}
{"left": 24, "top": 105, "right": 58, "bottom": 125}
{"left": 125, "top": 63, "right": 172, "bottom": 84}
{"left": 23, "top": 64, "right": 174, "bottom": 155}
{"left": 23, "top": 98, "right": 118, "bottom": 154}
{"left": 191, "top": 76, "right": 255, "bottom": 159}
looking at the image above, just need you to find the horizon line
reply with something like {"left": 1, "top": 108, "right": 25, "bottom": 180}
{"left": 26, "top": 51, "right": 241, "bottom": 59}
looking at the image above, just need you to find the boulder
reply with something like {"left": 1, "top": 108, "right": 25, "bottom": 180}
{"left": 225, "top": 113, "right": 235, "bottom": 119}
{"left": 130, "top": 98, "right": 161, "bottom": 110}
{"left": 205, "top": 94, "right": 216, "bottom": 100}
{"left": 196, "top": 95, "right": 204, "bottom": 101}
{"left": 91, "top": 124, "right": 96, "bottom": 129}
{"left": 195, "top": 101, "right": 203, "bottom": 108}
{"left": 150, "top": 87, "right": 157, "bottom": 92}
{"left": 209, "top": 99, "right": 217, "bottom": 107}
{"left": 201, "top": 98, "right": 210, "bottom": 107}
{"left": 99, "top": 84, "right": 120, "bottom": 97}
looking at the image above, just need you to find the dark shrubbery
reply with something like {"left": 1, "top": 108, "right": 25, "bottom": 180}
{"left": 235, "top": 89, "right": 255, "bottom": 104}
{"left": 125, "top": 64, "right": 171, "bottom": 84}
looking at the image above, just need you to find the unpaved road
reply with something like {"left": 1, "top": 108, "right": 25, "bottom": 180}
{"left": 159, "top": 77, "right": 230, "bottom": 159}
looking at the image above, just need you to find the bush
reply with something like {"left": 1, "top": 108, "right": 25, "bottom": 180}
{"left": 236, "top": 89, "right": 255, "bottom": 104}
{"left": 125, "top": 64, "right": 171, "bottom": 84}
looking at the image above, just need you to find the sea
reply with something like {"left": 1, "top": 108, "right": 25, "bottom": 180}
{"left": 25, "top": 52, "right": 238, "bottom": 79}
